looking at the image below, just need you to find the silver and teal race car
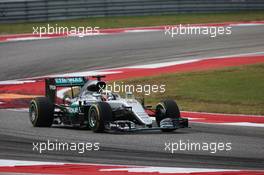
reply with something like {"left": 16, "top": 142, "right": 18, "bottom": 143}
{"left": 29, "top": 76, "right": 188, "bottom": 132}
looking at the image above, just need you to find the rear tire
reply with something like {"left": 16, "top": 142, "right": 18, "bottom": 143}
{"left": 88, "top": 102, "right": 113, "bottom": 133}
{"left": 156, "top": 100, "right": 180, "bottom": 132}
{"left": 29, "top": 97, "right": 54, "bottom": 127}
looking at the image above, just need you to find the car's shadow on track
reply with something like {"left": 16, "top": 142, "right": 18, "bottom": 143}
{"left": 51, "top": 125, "right": 191, "bottom": 135}
{"left": 51, "top": 125, "right": 90, "bottom": 130}
{"left": 106, "top": 130, "right": 190, "bottom": 135}
{"left": 52, "top": 125, "right": 191, "bottom": 135}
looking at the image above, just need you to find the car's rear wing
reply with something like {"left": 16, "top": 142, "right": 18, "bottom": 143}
{"left": 45, "top": 77, "right": 87, "bottom": 103}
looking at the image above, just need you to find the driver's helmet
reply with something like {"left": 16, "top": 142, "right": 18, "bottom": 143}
{"left": 100, "top": 90, "right": 114, "bottom": 101}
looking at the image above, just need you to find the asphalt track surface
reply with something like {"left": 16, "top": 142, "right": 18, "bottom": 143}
{"left": 0, "top": 25, "right": 264, "bottom": 169}
{"left": 0, "top": 109, "right": 263, "bottom": 169}
{"left": 0, "top": 25, "right": 264, "bottom": 81}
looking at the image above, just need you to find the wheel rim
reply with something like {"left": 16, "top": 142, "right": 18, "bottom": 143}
{"left": 89, "top": 108, "right": 98, "bottom": 128}
{"left": 30, "top": 104, "right": 37, "bottom": 122}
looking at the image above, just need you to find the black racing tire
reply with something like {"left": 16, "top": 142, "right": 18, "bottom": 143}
{"left": 88, "top": 102, "right": 113, "bottom": 133}
{"left": 156, "top": 99, "right": 180, "bottom": 132}
{"left": 29, "top": 97, "right": 54, "bottom": 127}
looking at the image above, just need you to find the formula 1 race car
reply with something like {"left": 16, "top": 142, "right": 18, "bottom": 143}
{"left": 29, "top": 76, "right": 188, "bottom": 132}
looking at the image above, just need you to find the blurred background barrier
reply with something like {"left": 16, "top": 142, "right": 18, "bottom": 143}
{"left": 1, "top": 0, "right": 264, "bottom": 23}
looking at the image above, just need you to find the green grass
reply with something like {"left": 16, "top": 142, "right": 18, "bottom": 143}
{"left": 119, "top": 64, "right": 264, "bottom": 115}
{"left": 1, "top": 11, "right": 264, "bottom": 34}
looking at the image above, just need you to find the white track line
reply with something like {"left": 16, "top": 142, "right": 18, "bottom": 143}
{"left": 191, "top": 122, "right": 264, "bottom": 128}
{"left": 125, "top": 29, "right": 162, "bottom": 33}
{"left": 125, "top": 59, "right": 200, "bottom": 69}
{"left": 219, "top": 122, "right": 264, "bottom": 128}
{"left": 7, "top": 37, "right": 52, "bottom": 41}
{"left": 0, "top": 80, "right": 36, "bottom": 85}
{"left": 5, "top": 108, "right": 28, "bottom": 112}
{"left": 125, "top": 51, "right": 264, "bottom": 69}
{"left": 232, "top": 23, "right": 264, "bottom": 27}
{"left": 100, "top": 167, "right": 239, "bottom": 173}
{"left": 182, "top": 111, "right": 264, "bottom": 118}
{"left": 48, "top": 70, "right": 121, "bottom": 78}
{"left": 0, "top": 159, "right": 63, "bottom": 166}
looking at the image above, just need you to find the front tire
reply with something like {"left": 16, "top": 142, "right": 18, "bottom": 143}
{"left": 156, "top": 100, "right": 180, "bottom": 132}
{"left": 88, "top": 102, "right": 113, "bottom": 133}
{"left": 29, "top": 97, "right": 54, "bottom": 127}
